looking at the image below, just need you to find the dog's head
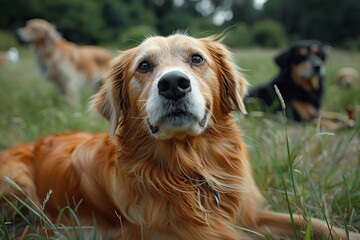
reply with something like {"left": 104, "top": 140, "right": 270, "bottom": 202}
{"left": 16, "top": 19, "right": 60, "bottom": 44}
{"left": 275, "top": 40, "right": 327, "bottom": 91}
{"left": 92, "top": 34, "right": 248, "bottom": 139}
{"left": 336, "top": 67, "right": 359, "bottom": 87}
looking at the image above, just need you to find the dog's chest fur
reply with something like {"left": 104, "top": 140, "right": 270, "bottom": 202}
{"left": 110, "top": 125, "right": 263, "bottom": 235}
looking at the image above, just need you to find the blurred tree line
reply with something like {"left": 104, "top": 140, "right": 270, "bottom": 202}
{"left": 0, "top": 0, "right": 359, "bottom": 50}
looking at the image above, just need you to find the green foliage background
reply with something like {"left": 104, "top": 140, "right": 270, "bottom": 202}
{"left": 0, "top": 0, "right": 359, "bottom": 49}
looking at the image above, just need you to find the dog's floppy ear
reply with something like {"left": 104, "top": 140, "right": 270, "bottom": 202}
{"left": 48, "top": 23, "right": 60, "bottom": 40}
{"left": 90, "top": 48, "right": 135, "bottom": 135}
{"left": 274, "top": 47, "right": 290, "bottom": 69}
{"left": 201, "top": 36, "right": 248, "bottom": 114}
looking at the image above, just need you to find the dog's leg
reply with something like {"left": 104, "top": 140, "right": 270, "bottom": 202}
{"left": 255, "top": 210, "right": 360, "bottom": 239}
{"left": 321, "top": 111, "right": 355, "bottom": 128}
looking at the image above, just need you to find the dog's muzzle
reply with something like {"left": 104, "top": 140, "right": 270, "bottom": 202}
{"left": 146, "top": 69, "right": 209, "bottom": 139}
{"left": 15, "top": 29, "right": 31, "bottom": 44}
{"left": 300, "top": 55, "right": 326, "bottom": 79}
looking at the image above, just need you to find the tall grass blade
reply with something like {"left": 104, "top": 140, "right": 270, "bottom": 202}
{"left": 4, "top": 177, "right": 66, "bottom": 239}
{"left": 274, "top": 85, "right": 298, "bottom": 202}
{"left": 280, "top": 173, "right": 299, "bottom": 239}
{"left": 2, "top": 197, "right": 32, "bottom": 226}
{"left": 274, "top": 85, "right": 301, "bottom": 239}
{"left": 334, "top": 200, "right": 350, "bottom": 240}
{"left": 230, "top": 224, "right": 265, "bottom": 238}
{"left": 304, "top": 218, "right": 312, "bottom": 240}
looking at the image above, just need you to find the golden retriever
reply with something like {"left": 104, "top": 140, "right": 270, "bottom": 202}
{"left": 336, "top": 67, "right": 359, "bottom": 87}
{"left": 16, "top": 18, "right": 113, "bottom": 105}
{"left": 1, "top": 34, "right": 359, "bottom": 239}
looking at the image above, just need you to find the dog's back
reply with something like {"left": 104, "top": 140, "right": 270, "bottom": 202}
{"left": 60, "top": 43, "right": 113, "bottom": 84}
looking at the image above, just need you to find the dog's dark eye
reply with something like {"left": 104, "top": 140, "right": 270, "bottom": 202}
{"left": 190, "top": 54, "right": 204, "bottom": 65}
{"left": 137, "top": 61, "right": 152, "bottom": 73}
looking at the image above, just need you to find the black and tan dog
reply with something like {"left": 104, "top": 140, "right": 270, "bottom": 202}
{"left": 246, "top": 41, "right": 356, "bottom": 129}
{"left": 247, "top": 40, "right": 327, "bottom": 122}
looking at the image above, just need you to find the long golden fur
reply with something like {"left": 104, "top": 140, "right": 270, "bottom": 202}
{"left": 1, "top": 34, "right": 359, "bottom": 239}
{"left": 16, "top": 18, "right": 113, "bottom": 105}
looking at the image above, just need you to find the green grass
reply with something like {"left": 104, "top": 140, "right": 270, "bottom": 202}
{"left": 0, "top": 47, "right": 359, "bottom": 239}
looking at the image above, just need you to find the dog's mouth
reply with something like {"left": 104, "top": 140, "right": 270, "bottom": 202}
{"left": 199, "top": 111, "right": 209, "bottom": 128}
{"left": 147, "top": 120, "right": 160, "bottom": 134}
{"left": 300, "top": 71, "right": 315, "bottom": 79}
{"left": 300, "top": 70, "right": 322, "bottom": 79}
{"left": 146, "top": 109, "right": 210, "bottom": 136}
{"left": 298, "top": 65, "right": 325, "bottom": 91}
{"left": 299, "top": 63, "right": 326, "bottom": 80}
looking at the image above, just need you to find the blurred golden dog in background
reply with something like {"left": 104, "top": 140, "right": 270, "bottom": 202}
{"left": 336, "top": 67, "right": 359, "bottom": 87}
{"left": 1, "top": 34, "right": 359, "bottom": 239}
{"left": 17, "top": 19, "right": 113, "bottom": 105}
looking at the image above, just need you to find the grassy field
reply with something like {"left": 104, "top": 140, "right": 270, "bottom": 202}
{"left": 0, "top": 46, "right": 359, "bottom": 239}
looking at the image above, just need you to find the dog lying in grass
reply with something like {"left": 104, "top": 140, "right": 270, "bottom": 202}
{"left": 1, "top": 34, "right": 359, "bottom": 239}
{"left": 246, "top": 40, "right": 355, "bottom": 129}
{"left": 16, "top": 18, "right": 113, "bottom": 106}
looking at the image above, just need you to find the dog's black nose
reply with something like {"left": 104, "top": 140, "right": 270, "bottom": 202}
{"left": 313, "top": 64, "right": 321, "bottom": 73}
{"left": 158, "top": 70, "right": 191, "bottom": 100}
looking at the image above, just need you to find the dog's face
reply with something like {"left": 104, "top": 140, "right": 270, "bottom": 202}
{"left": 92, "top": 34, "right": 247, "bottom": 139}
{"left": 17, "top": 19, "right": 57, "bottom": 43}
{"left": 275, "top": 40, "right": 327, "bottom": 91}
{"left": 336, "top": 68, "right": 359, "bottom": 87}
